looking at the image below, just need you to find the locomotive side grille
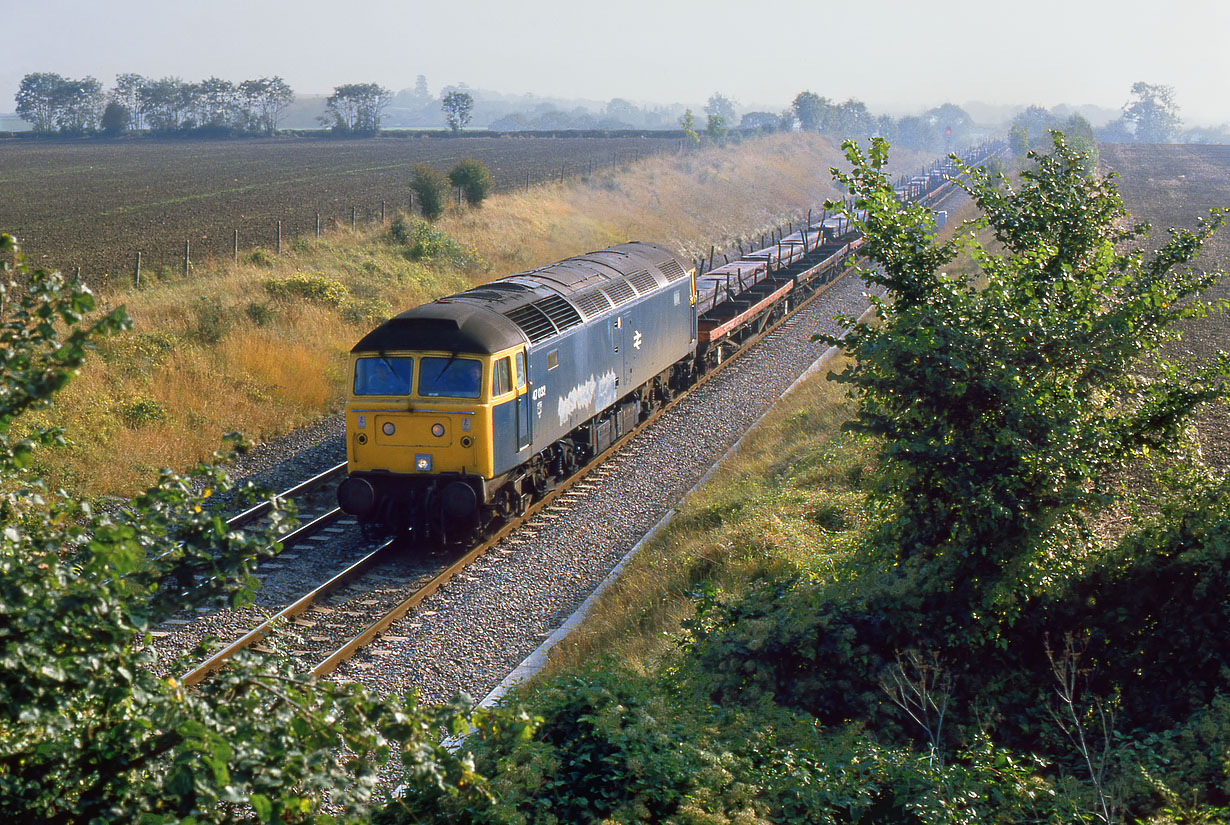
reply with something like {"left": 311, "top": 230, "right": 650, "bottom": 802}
{"left": 504, "top": 304, "right": 557, "bottom": 343}
{"left": 601, "top": 279, "right": 637, "bottom": 307}
{"left": 658, "top": 259, "right": 688, "bottom": 281}
{"left": 627, "top": 269, "right": 661, "bottom": 295}
{"left": 573, "top": 289, "right": 614, "bottom": 318}
{"left": 534, "top": 295, "right": 584, "bottom": 332}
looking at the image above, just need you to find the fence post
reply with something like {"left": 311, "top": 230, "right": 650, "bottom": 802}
{"left": 351, "top": 207, "right": 356, "bottom": 230}
{"left": 381, "top": 200, "right": 386, "bottom": 223}
{"left": 183, "top": 240, "right": 190, "bottom": 278}
{"left": 708, "top": 245, "right": 715, "bottom": 271}
{"left": 276, "top": 220, "right": 282, "bottom": 254}
{"left": 560, "top": 162, "right": 566, "bottom": 184}
{"left": 525, "top": 171, "right": 530, "bottom": 190}
{"left": 315, "top": 213, "right": 320, "bottom": 239}
{"left": 134, "top": 251, "right": 141, "bottom": 287}
{"left": 233, "top": 229, "right": 238, "bottom": 262}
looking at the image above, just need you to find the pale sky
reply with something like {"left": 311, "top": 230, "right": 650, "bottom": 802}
{"left": 3, "top": 0, "right": 1228, "bottom": 125}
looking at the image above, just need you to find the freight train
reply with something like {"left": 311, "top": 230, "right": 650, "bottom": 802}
{"left": 336, "top": 144, "right": 998, "bottom": 543}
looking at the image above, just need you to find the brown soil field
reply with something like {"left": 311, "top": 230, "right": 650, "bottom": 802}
{"left": 1100, "top": 143, "right": 1230, "bottom": 470}
{"left": 0, "top": 135, "right": 680, "bottom": 283}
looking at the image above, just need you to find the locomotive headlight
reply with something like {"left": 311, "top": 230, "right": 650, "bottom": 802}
{"left": 416, "top": 454, "right": 432, "bottom": 472}
{"left": 432, "top": 423, "right": 445, "bottom": 437}
{"left": 382, "top": 422, "right": 395, "bottom": 436}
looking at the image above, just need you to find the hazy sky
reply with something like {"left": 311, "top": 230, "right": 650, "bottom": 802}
{"left": 4, "top": 0, "right": 1228, "bottom": 125}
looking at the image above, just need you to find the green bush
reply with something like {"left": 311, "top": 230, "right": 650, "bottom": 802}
{"left": 388, "top": 215, "right": 482, "bottom": 269}
{"left": 120, "top": 397, "right": 167, "bottom": 428}
{"left": 448, "top": 158, "right": 494, "bottom": 207}
{"left": 191, "top": 296, "right": 236, "bottom": 343}
{"left": 262, "top": 272, "right": 350, "bottom": 306}
{"left": 410, "top": 162, "right": 449, "bottom": 220}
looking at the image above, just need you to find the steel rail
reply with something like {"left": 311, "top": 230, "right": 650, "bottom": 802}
{"left": 181, "top": 538, "right": 398, "bottom": 686}
{"left": 226, "top": 461, "right": 348, "bottom": 529}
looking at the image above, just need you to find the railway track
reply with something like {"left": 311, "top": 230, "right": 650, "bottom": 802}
{"left": 179, "top": 146, "right": 993, "bottom": 687}
{"left": 180, "top": 224, "right": 870, "bottom": 686}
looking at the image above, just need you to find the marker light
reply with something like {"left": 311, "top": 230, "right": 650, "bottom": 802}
{"left": 382, "top": 422, "right": 395, "bottom": 436}
{"left": 432, "top": 423, "right": 445, "bottom": 437}
{"left": 416, "top": 454, "right": 432, "bottom": 472}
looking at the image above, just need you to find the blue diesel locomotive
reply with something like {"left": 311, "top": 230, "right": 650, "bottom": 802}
{"left": 336, "top": 242, "right": 697, "bottom": 543}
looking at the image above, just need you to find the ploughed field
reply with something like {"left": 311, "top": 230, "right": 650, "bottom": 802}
{"left": 0, "top": 135, "right": 680, "bottom": 281}
{"left": 1100, "top": 142, "right": 1230, "bottom": 469}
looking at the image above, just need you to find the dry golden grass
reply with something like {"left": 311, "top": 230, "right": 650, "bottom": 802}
{"left": 29, "top": 133, "right": 937, "bottom": 496}
{"left": 537, "top": 353, "right": 870, "bottom": 675}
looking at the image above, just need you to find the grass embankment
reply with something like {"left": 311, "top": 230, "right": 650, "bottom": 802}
{"left": 21, "top": 134, "right": 929, "bottom": 497}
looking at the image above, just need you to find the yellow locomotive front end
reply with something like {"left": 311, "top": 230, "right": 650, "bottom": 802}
{"left": 345, "top": 351, "right": 490, "bottom": 479}
{"left": 337, "top": 336, "right": 531, "bottom": 543}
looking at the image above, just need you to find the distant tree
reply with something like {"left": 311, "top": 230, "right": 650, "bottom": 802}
{"left": 605, "top": 97, "right": 641, "bottom": 127}
{"left": 15, "top": 72, "right": 67, "bottom": 132}
{"left": 679, "top": 108, "right": 700, "bottom": 144}
{"left": 52, "top": 76, "right": 103, "bottom": 133}
{"left": 99, "top": 100, "right": 130, "bottom": 135}
{"left": 449, "top": 158, "right": 494, "bottom": 206}
{"left": 196, "top": 76, "right": 236, "bottom": 128}
{"left": 706, "top": 113, "right": 727, "bottom": 142}
{"left": 1121, "top": 81, "right": 1181, "bottom": 143}
{"left": 739, "top": 111, "right": 778, "bottom": 132}
{"left": 238, "top": 76, "right": 294, "bottom": 134}
{"left": 139, "top": 76, "right": 193, "bottom": 131}
{"left": 414, "top": 74, "right": 430, "bottom": 100}
{"left": 411, "top": 163, "right": 450, "bottom": 219}
{"left": 705, "top": 92, "right": 737, "bottom": 125}
{"left": 324, "top": 83, "right": 391, "bottom": 133}
{"left": 831, "top": 98, "right": 874, "bottom": 140}
{"left": 924, "top": 102, "right": 975, "bottom": 148}
{"left": 441, "top": 91, "right": 474, "bottom": 132}
{"left": 778, "top": 108, "right": 797, "bottom": 131}
{"left": 112, "top": 73, "right": 147, "bottom": 129}
{"left": 894, "top": 114, "right": 938, "bottom": 150}
{"left": 792, "top": 90, "right": 827, "bottom": 132}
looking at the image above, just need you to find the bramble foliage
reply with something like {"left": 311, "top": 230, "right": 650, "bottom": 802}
{"left": 0, "top": 236, "right": 530, "bottom": 822}
{"left": 448, "top": 158, "right": 494, "bottom": 207}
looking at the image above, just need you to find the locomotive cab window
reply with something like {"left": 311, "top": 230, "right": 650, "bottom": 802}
{"left": 547, "top": 350, "right": 559, "bottom": 370}
{"left": 353, "top": 356, "right": 412, "bottom": 396}
{"left": 418, "top": 356, "right": 482, "bottom": 398}
{"left": 516, "top": 352, "right": 527, "bottom": 390}
{"left": 492, "top": 356, "right": 513, "bottom": 397}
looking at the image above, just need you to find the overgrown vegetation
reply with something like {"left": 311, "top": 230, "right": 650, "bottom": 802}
{"left": 0, "top": 237, "right": 543, "bottom": 822}
{"left": 383, "top": 136, "right": 1230, "bottom": 823}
